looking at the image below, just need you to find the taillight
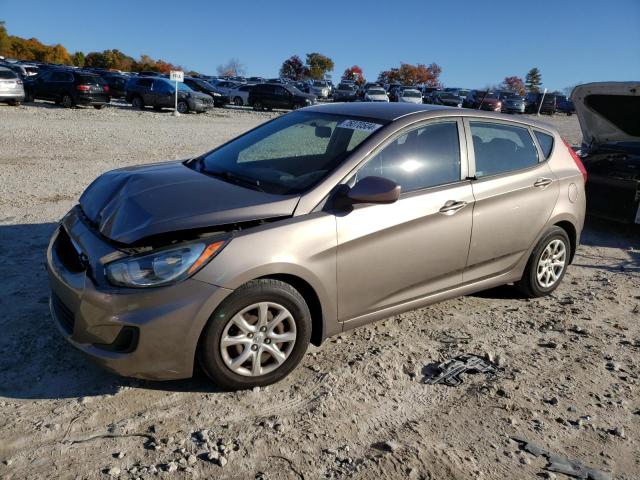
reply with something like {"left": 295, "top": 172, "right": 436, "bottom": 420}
{"left": 563, "top": 139, "right": 587, "bottom": 183}
{"left": 76, "top": 84, "right": 91, "bottom": 91}
{"left": 103, "top": 85, "right": 110, "bottom": 93}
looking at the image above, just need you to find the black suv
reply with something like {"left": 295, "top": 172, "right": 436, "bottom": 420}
{"left": 125, "top": 77, "right": 214, "bottom": 113}
{"left": 183, "top": 77, "right": 228, "bottom": 107}
{"left": 24, "top": 69, "right": 110, "bottom": 108}
{"left": 525, "top": 92, "right": 557, "bottom": 114}
{"left": 248, "top": 83, "right": 316, "bottom": 111}
{"left": 100, "top": 72, "right": 129, "bottom": 98}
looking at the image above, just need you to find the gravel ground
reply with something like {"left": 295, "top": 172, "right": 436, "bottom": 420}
{"left": 0, "top": 102, "right": 638, "bottom": 480}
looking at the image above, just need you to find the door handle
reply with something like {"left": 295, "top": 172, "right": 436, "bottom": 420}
{"left": 439, "top": 200, "right": 468, "bottom": 215}
{"left": 533, "top": 177, "right": 553, "bottom": 188}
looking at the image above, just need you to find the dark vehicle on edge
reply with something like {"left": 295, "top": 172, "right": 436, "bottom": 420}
{"left": 100, "top": 72, "right": 129, "bottom": 98}
{"left": 556, "top": 95, "right": 576, "bottom": 116}
{"left": 430, "top": 91, "right": 463, "bottom": 108}
{"left": 248, "top": 83, "right": 316, "bottom": 111}
{"left": 125, "top": 77, "right": 214, "bottom": 113}
{"left": 573, "top": 82, "right": 640, "bottom": 224}
{"left": 463, "top": 90, "right": 502, "bottom": 111}
{"left": 183, "top": 77, "right": 229, "bottom": 107}
{"left": 525, "top": 92, "right": 557, "bottom": 115}
{"left": 24, "top": 69, "right": 110, "bottom": 108}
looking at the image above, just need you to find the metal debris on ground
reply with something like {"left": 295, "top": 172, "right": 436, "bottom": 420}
{"left": 510, "top": 436, "right": 612, "bottom": 480}
{"left": 422, "top": 354, "right": 499, "bottom": 386}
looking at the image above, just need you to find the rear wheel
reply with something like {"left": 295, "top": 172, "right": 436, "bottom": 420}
{"left": 516, "top": 226, "right": 570, "bottom": 297}
{"left": 252, "top": 101, "right": 263, "bottom": 111}
{"left": 61, "top": 94, "right": 74, "bottom": 108}
{"left": 233, "top": 96, "right": 243, "bottom": 106}
{"left": 131, "top": 96, "right": 144, "bottom": 110}
{"left": 93, "top": 105, "right": 104, "bottom": 110}
{"left": 198, "top": 279, "right": 311, "bottom": 390}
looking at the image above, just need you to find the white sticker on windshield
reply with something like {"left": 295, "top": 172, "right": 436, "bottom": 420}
{"left": 337, "top": 120, "right": 382, "bottom": 133}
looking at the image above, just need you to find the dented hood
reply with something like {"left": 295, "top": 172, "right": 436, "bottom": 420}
{"left": 79, "top": 161, "right": 299, "bottom": 244}
{"left": 571, "top": 82, "right": 640, "bottom": 146}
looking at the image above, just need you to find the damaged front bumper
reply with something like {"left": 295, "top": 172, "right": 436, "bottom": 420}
{"left": 46, "top": 206, "right": 232, "bottom": 380}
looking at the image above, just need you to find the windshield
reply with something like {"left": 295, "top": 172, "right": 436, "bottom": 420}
{"left": 194, "top": 112, "right": 387, "bottom": 195}
{"left": 402, "top": 90, "right": 422, "bottom": 97}
{"left": 313, "top": 81, "right": 326, "bottom": 87}
{"left": 367, "top": 89, "right": 386, "bottom": 95}
{"left": 178, "top": 82, "right": 193, "bottom": 92}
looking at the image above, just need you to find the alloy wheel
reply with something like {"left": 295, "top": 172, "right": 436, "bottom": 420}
{"left": 220, "top": 302, "right": 297, "bottom": 377}
{"left": 536, "top": 239, "right": 566, "bottom": 288}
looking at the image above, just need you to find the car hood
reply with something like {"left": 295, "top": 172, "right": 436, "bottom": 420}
{"left": 79, "top": 161, "right": 299, "bottom": 245}
{"left": 571, "top": 82, "right": 640, "bottom": 146}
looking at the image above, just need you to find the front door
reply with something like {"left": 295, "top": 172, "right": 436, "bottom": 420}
{"left": 336, "top": 118, "right": 473, "bottom": 322}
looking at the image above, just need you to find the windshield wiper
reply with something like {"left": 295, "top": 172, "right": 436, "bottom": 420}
{"left": 203, "top": 168, "right": 266, "bottom": 193}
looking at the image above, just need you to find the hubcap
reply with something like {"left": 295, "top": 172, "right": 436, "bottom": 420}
{"left": 220, "top": 302, "right": 297, "bottom": 377}
{"left": 536, "top": 239, "right": 566, "bottom": 288}
{"left": 178, "top": 102, "right": 187, "bottom": 113}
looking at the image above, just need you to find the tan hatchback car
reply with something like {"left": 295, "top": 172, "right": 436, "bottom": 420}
{"left": 47, "top": 103, "right": 587, "bottom": 389}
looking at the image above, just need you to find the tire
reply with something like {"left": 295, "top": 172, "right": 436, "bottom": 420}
{"left": 10, "top": 100, "right": 21, "bottom": 106}
{"left": 198, "top": 279, "right": 312, "bottom": 390}
{"left": 292, "top": 103, "right": 304, "bottom": 110}
{"left": 131, "top": 96, "right": 144, "bottom": 110}
{"left": 252, "top": 101, "right": 263, "bottom": 111}
{"left": 24, "top": 92, "right": 34, "bottom": 103}
{"left": 93, "top": 105, "right": 104, "bottom": 110}
{"left": 516, "top": 226, "right": 571, "bottom": 298}
{"left": 177, "top": 100, "right": 189, "bottom": 114}
{"left": 233, "top": 96, "right": 243, "bottom": 106}
{"left": 61, "top": 94, "right": 74, "bottom": 108}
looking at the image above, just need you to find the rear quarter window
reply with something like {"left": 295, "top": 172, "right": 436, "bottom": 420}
{"left": 534, "top": 131, "right": 554, "bottom": 159}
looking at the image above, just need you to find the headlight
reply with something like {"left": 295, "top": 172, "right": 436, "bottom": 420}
{"left": 213, "top": 92, "right": 221, "bottom": 97}
{"left": 105, "top": 240, "right": 226, "bottom": 288}
{"left": 305, "top": 98, "right": 312, "bottom": 104}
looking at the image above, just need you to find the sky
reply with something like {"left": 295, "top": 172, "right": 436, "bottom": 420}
{"left": 1, "top": 0, "right": 639, "bottom": 91}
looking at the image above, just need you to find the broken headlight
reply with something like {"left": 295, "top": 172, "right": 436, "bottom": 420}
{"left": 105, "top": 240, "right": 226, "bottom": 288}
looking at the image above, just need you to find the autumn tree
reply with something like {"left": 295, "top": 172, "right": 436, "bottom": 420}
{"left": 379, "top": 63, "right": 442, "bottom": 86}
{"left": 0, "top": 21, "right": 10, "bottom": 57}
{"left": 525, "top": 68, "right": 542, "bottom": 92}
{"left": 217, "top": 58, "right": 246, "bottom": 77}
{"left": 501, "top": 76, "right": 526, "bottom": 95}
{"left": 342, "top": 65, "right": 365, "bottom": 85}
{"left": 279, "top": 55, "right": 308, "bottom": 80}
{"left": 377, "top": 68, "right": 401, "bottom": 85}
{"left": 305, "top": 52, "right": 333, "bottom": 80}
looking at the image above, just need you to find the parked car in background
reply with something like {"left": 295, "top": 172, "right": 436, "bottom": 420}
{"left": 24, "top": 69, "right": 110, "bottom": 108}
{"left": 294, "top": 81, "right": 311, "bottom": 93}
{"left": 556, "top": 96, "right": 575, "bottom": 115}
{"left": 100, "top": 72, "right": 129, "bottom": 98}
{"left": 363, "top": 87, "right": 389, "bottom": 102}
{"left": 463, "top": 90, "right": 502, "bottom": 111}
{"left": 0, "top": 66, "right": 25, "bottom": 105}
{"left": 397, "top": 88, "right": 423, "bottom": 104}
{"left": 210, "top": 79, "right": 240, "bottom": 97}
{"left": 498, "top": 91, "right": 525, "bottom": 113}
{"left": 138, "top": 71, "right": 163, "bottom": 77}
{"left": 247, "top": 77, "right": 265, "bottom": 83}
{"left": 332, "top": 82, "right": 358, "bottom": 102}
{"left": 310, "top": 80, "right": 330, "bottom": 99}
{"left": 421, "top": 86, "right": 440, "bottom": 103}
{"left": 125, "top": 77, "right": 214, "bottom": 113}
{"left": 572, "top": 82, "right": 639, "bottom": 224}
{"left": 183, "top": 77, "right": 229, "bottom": 107}
{"left": 47, "top": 103, "right": 586, "bottom": 389}
{"left": 358, "top": 82, "right": 381, "bottom": 99}
{"left": 248, "top": 83, "right": 316, "bottom": 111}
{"left": 444, "top": 88, "right": 470, "bottom": 102}
{"left": 430, "top": 91, "right": 463, "bottom": 107}
{"left": 525, "top": 92, "right": 557, "bottom": 114}
{"left": 228, "top": 84, "right": 254, "bottom": 106}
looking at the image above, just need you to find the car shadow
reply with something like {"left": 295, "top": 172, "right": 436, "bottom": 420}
{"left": 0, "top": 222, "right": 219, "bottom": 400}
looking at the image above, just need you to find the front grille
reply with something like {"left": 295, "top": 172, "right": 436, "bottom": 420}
{"left": 54, "top": 228, "right": 85, "bottom": 273}
{"left": 52, "top": 293, "right": 75, "bottom": 334}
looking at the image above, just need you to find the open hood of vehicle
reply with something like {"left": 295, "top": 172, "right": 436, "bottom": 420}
{"left": 571, "top": 82, "right": 640, "bottom": 146}
{"left": 79, "top": 161, "right": 299, "bottom": 244}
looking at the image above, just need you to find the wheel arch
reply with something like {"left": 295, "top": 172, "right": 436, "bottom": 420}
{"left": 553, "top": 220, "right": 577, "bottom": 263}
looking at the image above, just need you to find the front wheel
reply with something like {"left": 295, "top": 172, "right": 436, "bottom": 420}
{"left": 131, "top": 96, "right": 144, "bottom": 110}
{"left": 93, "top": 105, "right": 104, "bottom": 110}
{"left": 61, "top": 94, "right": 74, "bottom": 108}
{"left": 252, "top": 101, "right": 263, "bottom": 111}
{"left": 177, "top": 100, "right": 189, "bottom": 114}
{"left": 198, "top": 279, "right": 311, "bottom": 390}
{"left": 516, "top": 226, "right": 570, "bottom": 297}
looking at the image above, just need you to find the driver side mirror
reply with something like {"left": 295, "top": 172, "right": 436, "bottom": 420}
{"left": 347, "top": 176, "right": 401, "bottom": 205}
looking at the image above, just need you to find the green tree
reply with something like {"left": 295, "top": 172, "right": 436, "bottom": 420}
{"left": 0, "top": 21, "right": 11, "bottom": 57}
{"left": 305, "top": 52, "right": 333, "bottom": 80}
{"left": 525, "top": 68, "right": 542, "bottom": 93}
{"left": 71, "top": 51, "right": 85, "bottom": 67}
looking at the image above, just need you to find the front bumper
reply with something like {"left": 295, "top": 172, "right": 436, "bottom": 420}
{"left": 502, "top": 103, "right": 525, "bottom": 113}
{"left": 46, "top": 208, "right": 232, "bottom": 380}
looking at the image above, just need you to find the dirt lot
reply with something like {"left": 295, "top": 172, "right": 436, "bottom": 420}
{"left": 0, "top": 103, "right": 638, "bottom": 480}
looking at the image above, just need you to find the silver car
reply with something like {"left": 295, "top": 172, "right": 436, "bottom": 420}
{"left": 310, "top": 80, "right": 330, "bottom": 99}
{"left": 0, "top": 67, "right": 25, "bottom": 105}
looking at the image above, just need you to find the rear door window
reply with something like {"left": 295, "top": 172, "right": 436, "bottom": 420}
{"left": 470, "top": 121, "right": 539, "bottom": 177}
{"left": 534, "top": 131, "right": 554, "bottom": 159}
{"left": 137, "top": 78, "right": 153, "bottom": 88}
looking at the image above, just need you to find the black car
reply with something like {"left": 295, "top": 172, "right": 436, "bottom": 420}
{"left": 556, "top": 96, "right": 575, "bottom": 116}
{"left": 333, "top": 82, "right": 358, "bottom": 102}
{"left": 430, "top": 91, "right": 463, "bottom": 107}
{"left": 421, "top": 87, "right": 439, "bottom": 104}
{"left": 24, "top": 69, "right": 110, "bottom": 108}
{"left": 125, "top": 77, "right": 214, "bottom": 113}
{"left": 248, "top": 83, "right": 316, "bottom": 111}
{"left": 525, "top": 92, "right": 557, "bottom": 114}
{"left": 100, "top": 73, "right": 129, "bottom": 98}
{"left": 183, "top": 77, "right": 229, "bottom": 107}
{"left": 573, "top": 82, "right": 640, "bottom": 224}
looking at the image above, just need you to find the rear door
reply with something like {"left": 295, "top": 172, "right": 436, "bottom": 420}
{"left": 337, "top": 118, "right": 474, "bottom": 323}
{"left": 464, "top": 118, "right": 559, "bottom": 282}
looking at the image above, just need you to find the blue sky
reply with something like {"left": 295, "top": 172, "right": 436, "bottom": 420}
{"left": 2, "top": 0, "right": 639, "bottom": 90}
